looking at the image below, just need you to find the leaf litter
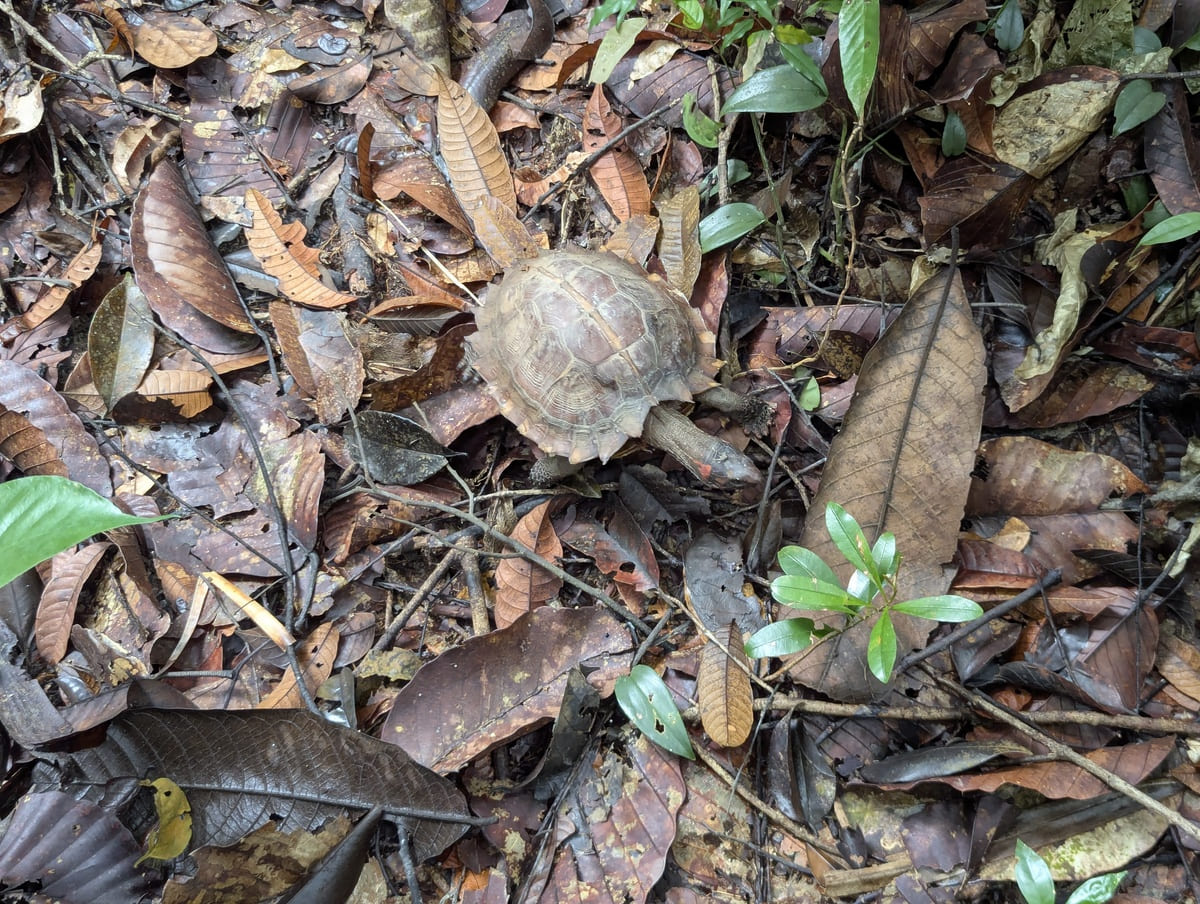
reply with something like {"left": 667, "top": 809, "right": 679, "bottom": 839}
{"left": 0, "top": 0, "right": 1198, "bottom": 901}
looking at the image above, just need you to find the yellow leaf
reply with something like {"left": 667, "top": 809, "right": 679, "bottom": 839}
{"left": 135, "top": 777, "right": 192, "bottom": 865}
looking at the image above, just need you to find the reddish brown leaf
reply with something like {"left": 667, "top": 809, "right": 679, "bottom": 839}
{"left": 493, "top": 500, "right": 563, "bottom": 628}
{"left": 383, "top": 606, "right": 632, "bottom": 772}
{"left": 34, "top": 544, "right": 112, "bottom": 665}
{"left": 697, "top": 621, "right": 753, "bottom": 748}
{"left": 583, "top": 84, "right": 651, "bottom": 222}
{"left": 0, "top": 404, "right": 68, "bottom": 477}
{"left": 269, "top": 302, "right": 364, "bottom": 422}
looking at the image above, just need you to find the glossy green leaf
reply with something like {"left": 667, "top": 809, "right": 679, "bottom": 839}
{"left": 846, "top": 570, "right": 876, "bottom": 604}
{"left": 771, "top": 574, "right": 860, "bottom": 614}
{"left": 776, "top": 42, "right": 826, "bottom": 95}
{"left": 866, "top": 610, "right": 897, "bottom": 683}
{"left": 777, "top": 545, "right": 840, "bottom": 586}
{"left": 745, "top": 618, "right": 814, "bottom": 658}
{"left": 615, "top": 665, "right": 694, "bottom": 759}
{"left": 590, "top": 17, "right": 645, "bottom": 84}
{"left": 994, "top": 0, "right": 1024, "bottom": 52}
{"left": 682, "top": 92, "right": 720, "bottom": 148}
{"left": 1014, "top": 840, "right": 1054, "bottom": 904}
{"left": 824, "top": 502, "right": 876, "bottom": 580}
{"left": 1113, "top": 80, "right": 1165, "bottom": 136}
{"left": 839, "top": 0, "right": 879, "bottom": 120}
{"left": 0, "top": 476, "right": 169, "bottom": 589}
{"left": 699, "top": 203, "right": 766, "bottom": 252}
{"left": 1064, "top": 870, "right": 1127, "bottom": 904}
{"left": 870, "top": 532, "right": 898, "bottom": 580}
{"left": 892, "top": 595, "right": 983, "bottom": 622}
{"left": 942, "top": 109, "right": 967, "bottom": 156}
{"left": 1139, "top": 212, "right": 1200, "bottom": 245}
{"left": 722, "top": 65, "right": 827, "bottom": 115}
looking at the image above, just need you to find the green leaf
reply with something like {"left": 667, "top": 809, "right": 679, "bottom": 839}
{"left": 745, "top": 618, "right": 814, "bottom": 658}
{"left": 994, "top": 0, "right": 1024, "bottom": 52}
{"left": 870, "top": 532, "right": 898, "bottom": 579}
{"left": 800, "top": 375, "right": 821, "bottom": 410}
{"left": 846, "top": 570, "right": 876, "bottom": 604}
{"left": 590, "top": 17, "right": 646, "bottom": 85}
{"left": 590, "top": 0, "right": 639, "bottom": 27}
{"left": 866, "top": 610, "right": 897, "bottom": 683}
{"left": 722, "top": 64, "right": 827, "bottom": 115}
{"left": 682, "top": 92, "right": 721, "bottom": 148}
{"left": 676, "top": 0, "right": 705, "bottom": 29}
{"left": 839, "top": 0, "right": 880, "bottom": 120}
{"left": 824, "top": 502, "right": 877, "bottom": 580}
{"left": 777, "top": 545, "right": 840, "bottom": 586}
{"left": 1064, "top": 870, "right": 1127, "bottom": 904}
{"left": 1113, "top": 80, "right": 1165, "bottom": 136}
{"left": 699, "top": 203, "right": 766, "bottom": 252}
{"left": 1139, "top": 211, "right": 1200, "bottom": 245}
{"left": 892, "top": 595, "right": 984, "bottom": 622}
{"left": 771, "top": 574, "right": 862, "bottom": 614}
{"left": 1185, "top": 25, "right": 1200, "bottom": 51}
{"left": 1132, "top": 26, "right": 1162, "bottom": 54}
{"left": 615, "top": 665, "right": 694, "bottom": 759}
{"left": 776, "top": 43, "right": 827, "bottom": 95}
{"left": 1015, "top": 840, "right": 1055, "bottom": 904}
{"left": 942, "top": 108, "right": 967, "bottom": 156}
{"left": 0, "top": 476, "right": 169, "bottom": 589}
{"left": 774, "top": 24, "right": 812, "bottom": 45}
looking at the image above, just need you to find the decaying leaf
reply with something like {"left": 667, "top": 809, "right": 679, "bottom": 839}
{"left": 697, "top": 621, "right": 754, "bottom": 748}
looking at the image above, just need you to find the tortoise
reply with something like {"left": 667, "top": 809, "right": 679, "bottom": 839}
{"left": 466, "top": 248, "right": 767, "bottom": 486}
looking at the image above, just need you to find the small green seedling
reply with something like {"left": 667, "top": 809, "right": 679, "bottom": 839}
{"left": 1014, "top": 840, "right": 1126, "bottom": 904}
{"left": 745, "top": 502, "right": 984, "bottom": 683}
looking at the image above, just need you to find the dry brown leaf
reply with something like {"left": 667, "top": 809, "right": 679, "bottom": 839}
{"left": 493, "top": 501, "right": 563, "bottom": 628}
{"left": 35, "top": 544, "right": 112, "bottom": 665}
{"left": 0, "top": 403, "right": 69, "bottom": 477}
{"left": 583, "top": 84, "right": 651, "bottom": 222}
{"left": 463, "top": 194, "right": 541, "bottom": 270}
{"left": 787, "top": 265, "right": 986, "bottom": 701}
{"left": 132, "top": 13, "right": 217, "bottom": 68}
{"left": 697, "top": 621, "right": 753, "bottom": 748}
{"left": 244, "top": 188, "right": 362, "bottom": 309}
{"left": 435, "top": 72, "right": 516, "bottom": 214}
{"left": 257, "top": 623, "right": 339, "bottom": 709}
{"left": 1158, "top": 633, "right": 1200, "bottom": 706}
{"left": 136, "top": 370, "right": 214, "bottom": 418}
{"left": 19, "top": 240, "right": 102, "bottom": 333}
{"left": 269, "top": 302, "right": 364, "bottom": 422}
{"left": 656, "top": 186, "right": 701, "bottom": 297}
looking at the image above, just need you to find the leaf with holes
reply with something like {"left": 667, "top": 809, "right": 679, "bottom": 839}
{"left": 616, "top": 665, "right": 694, "bottom": 759}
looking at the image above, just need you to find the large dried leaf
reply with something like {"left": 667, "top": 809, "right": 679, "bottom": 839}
{"left": 383, "top": 606, "right": 633, "bottom": 772}
{"left": 786, "top": 266, "right": 986, "bottom": 701}
{"left": 130, "top": 160, "right": 257, "bottom": 352}
{"left": 244, "top": 190, "right": 361, "bottom": 309}
{"left": 527, "top": 729, "right": 684, "bottom": 904}
{"left": 697, "top": 621, "right": 753, "bottom": 748}
{"left": 42, "top": 708, "right": 468, "bottom": 862}
{"left": 435, "top": 72, "right": 517, "bottom": 214}
{"left": 493, "top": 500, "right": 564, "bottom": 628}
{"left": 0, "top": 790, "right": 153, "bottom": 904}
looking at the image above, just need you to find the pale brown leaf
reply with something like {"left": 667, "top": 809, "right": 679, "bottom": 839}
{"left": 493, "top": 500, "right": 563, "bottom": 628}
{"left": 697, "top": 621, "right": 754, "bottom": 748}
{"left": 435, "top": 72, "right": 516, "bottom": 214}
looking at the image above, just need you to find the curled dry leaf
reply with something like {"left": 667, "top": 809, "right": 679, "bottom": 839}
{"left": 34, "top": 543, "right": 112, "bottom": 665}
{"left": 131, "top": 160, "right": 258, "bottom": 353}
{"left": 244, "top": 189, "right": 361, "bottom": 309}
{"left": 256, "top": 622, "right": 339, "bottom": 709}
{"left": 697, "top": 621, "right": 754, "bottom": 748}
{"left": 18, "top": 240, "right": 101, "bottom": 333}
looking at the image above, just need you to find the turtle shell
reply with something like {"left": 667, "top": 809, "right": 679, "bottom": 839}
{"left": 467, "top": 249, "right": 721, "bottom": 464}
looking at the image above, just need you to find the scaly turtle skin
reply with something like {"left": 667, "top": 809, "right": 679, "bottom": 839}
{"left": 467, "top": 249, "right": 763, "bottom": 486}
